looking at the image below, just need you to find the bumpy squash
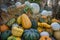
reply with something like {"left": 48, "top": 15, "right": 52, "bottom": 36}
{"left": 6, "top": 18, "right": 16, "bottom": 27}
{"left": 1, "top": 30, "right": 11, "bottom": 40}
{"left": 39, "top": 36, "right": 52, "bottom": 40}
{"left": 37, "top": 27, "right": 43, "bottom": 33}
{"left": 17, "top": 16, "right": 22, "bottom": 24}
{"left": 12, "top": 26, "right": 24, "bottom": 37}
{"left": 38, "top": 22, "right": 51, "bottom": 28}
{"left": 21, "top": 14, "right": 32, "bottom": 29}
{"left": 1, "top": 24, "right": 9, "bottom": 32}
{"left": 7, "top": 36, "right": 21, "bottom": 40}
{"left": 23, "top": 29, "right": 40, "bottom": 40}
{"left": 51, "top": 18, "right": 58, "bottom": 23}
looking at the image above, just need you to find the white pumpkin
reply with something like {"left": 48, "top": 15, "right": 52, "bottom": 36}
{"left": 41, "top": 10, "right": 48, "bottom": 16}
{"left": 15, "top": 2, "right": 22, "bottom": 8}
{"left": 30, "top": 3, "right": 40, "bottom": 14}
{"left": 25, "top": 1, "right": 31, "bottom": 7}
{"left": 51, "top": 22, "right": 60, "bottom": 30}
{"left": 40, "top": 31, "right": 49, "bottom": 36}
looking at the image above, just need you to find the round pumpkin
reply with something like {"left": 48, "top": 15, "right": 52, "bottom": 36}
{"left": 21, "top": 14, "right": 32, "bottom": 29}
{"left": 7, "top": 36, "right": 21, "bottom": 40}
{"left": 12, "top": 26, "right": 24, "bottom": 37}
{"left": 1, "top": 30, "right": 11, "bottom": 40}
{"left": 23, "top": 29, "right": 40, "bottom": 40}
{"left": 52, "top": 18, "right": 58, "bottom": 23}
{"left": 1, "top": 24, "right": 9, "bottom": 32}
{"left": 39, "top": 36, "right": 52, "bottom": 40}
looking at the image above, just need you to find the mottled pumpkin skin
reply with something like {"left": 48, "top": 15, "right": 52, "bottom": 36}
{"left": 23, "top": 29, "right": 40, "bottom": 40}
{"left": 1, "top": 24, "right": 9, "bottom": 32}
{"left": 7, "top": 36, "right": 21, "bottom": 40}
{"left": 39, "top": 36, "right": 52, "bottom": 40}
{"left": 31, "top": 19, "right": 38, "bottom": 29}
{"left": 12, "top": 27, "right": 24, "bottom": 37}
{"left": 1, "top": 30, "right": 11, "bottom": 40}
{"left": 21, "top": 14, "right": 32, "bottom": 29}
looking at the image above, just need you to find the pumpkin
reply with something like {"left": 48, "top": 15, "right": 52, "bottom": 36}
{"left": 1, "top": 30, "right": 11, "bottom": 40}
{"left": 6, "top": 18, "right": 16, "bottom": 27}
{"left": 21, "top": 14, "right": 32, "bottom": 29}
{"left": 17, "top": 16, "right": 22, "bottom": 24}
{"left": 40, "top": 31, "right": 51, "bottom": 40}
{"left": 31, "top": 19, "right": 38, "bottom": 29}
{"left": 37, "top": 27, "right": 43, "bottom": 33}
{"left": 38, "top": 22, "right": 51, "bottom": 28}
{"left": 39, "top": 36, "right": 52, "bottom": 40}
{"left": 7, "top": 36, "right": 21, "bottom": 40}
{"left": 1, "top": 24, "right": 9, "bottom": 32}
{"left": 23, "top": 29, "right": 40, "bottom": 40}
{"left": 12, "top": 26, "right": 24, "bottom": 37}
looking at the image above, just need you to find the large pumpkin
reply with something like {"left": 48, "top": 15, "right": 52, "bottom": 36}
{"left": 23, "top": 29, "right": 40, "bottom": 40}
{"left": 31, "top": 19, "right": 38, "bottom": 29}
{"left": 7, "top": 36, "right": 21, "bottom": 40}
{"left": 21, "top": 14, "right": 32, "bottom": 29}
{"left": 12, "top": 26, "right": 24, "bottom": 37}
{"left": 1, "top": 30, "right": 11, "bottom": 40}
{"left": 1, "top": 24, "right": 9, "bottom": 32}
{"left": 6, "top": 18, "right": 16, "bottom": 27}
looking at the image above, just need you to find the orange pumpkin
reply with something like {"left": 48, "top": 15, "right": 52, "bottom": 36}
{"left": 1, "top": 24, "right": 9, "bottom": 32}
{"left": 39, "top": 36, "right": 52, "bottom": 40}
{"left": 21, "top": 14, "right": 32, "bottom": 29}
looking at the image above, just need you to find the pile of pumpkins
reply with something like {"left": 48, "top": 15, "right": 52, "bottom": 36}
{"left": 0, "top": 1, "right": 60, "bottom": 40}
{"left": 1, "top": 13, "right": 60, "bottom": 40}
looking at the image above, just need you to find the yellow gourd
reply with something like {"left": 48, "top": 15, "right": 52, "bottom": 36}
{"left": 12, "top": 26, "right": 24, "bottom": 37}
{"left": 21, "top": 14, "right": 32, "bottom": 29}
{"left": 17, "top": 16, "right": 22, "bottom": 24}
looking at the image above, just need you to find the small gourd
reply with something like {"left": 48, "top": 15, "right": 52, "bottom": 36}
{"left": 7, "top": 36, "right": 21, "bottom": 40}
{"left": 17, "top": 16, "right": 22, "bottom": 24}
{"left": 6, "top": 18, "right": 16, "bottom": 27}
{"left": 40, "top": 31, "right": 51, "bottom": 40}
{"left": 1, "top": 24, "right": 9, "bottom": 32}
{"left": 12, "top": 26, "right": 24, "bottom": 37}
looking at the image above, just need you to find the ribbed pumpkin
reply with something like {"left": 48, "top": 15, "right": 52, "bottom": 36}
{"left": 23, "top": 29, "right": 40, "bottom": 40}
{"left": 1, "top": 24, "right": 9, "bottom": 32}
{"left": 21, "top": 14, "right": 32, "bottom": 29}
{"left": 12, "top": 26, "right": 24, "bottom": 37}
{"left": 6, "top": 18, "right": 16, "bottom": 27}
{"left": 7, "top": 36, "right": 21, "bottom": 40}
{"left": 39, "top": 36, "right": 52, "bottom": 40}
{"left": 31, "top": 19, "right": 38, "bottom": 29}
